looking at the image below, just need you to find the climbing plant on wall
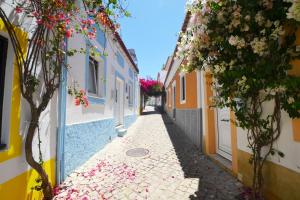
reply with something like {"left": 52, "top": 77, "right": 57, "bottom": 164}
{"left": 178, "top": 0, "right": 300, "bottom": 198}
{"left": 0, "top": 0, "right": 129, "bottom": 199}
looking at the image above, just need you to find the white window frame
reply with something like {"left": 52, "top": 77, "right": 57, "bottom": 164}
{"left": 168, "top": 88, "right": 171, "bottom": 107}
{"left": 87, "top": 56, "right": 105, "bottom": 98}
{"left": 0, "top": 32, "right": 15, "bottom": 151}
{"left": 180, "top": 73, "right": 186, "bottom": 104}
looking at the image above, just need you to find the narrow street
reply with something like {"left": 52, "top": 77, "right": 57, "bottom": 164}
{"left": 54, "top": 106, "right": 242, "bottom": 200}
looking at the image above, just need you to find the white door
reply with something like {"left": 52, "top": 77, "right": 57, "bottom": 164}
{"left": 115, "top": 78, "right": 124, "bottom": 126}
{"left": 216, "top": 107, "right": 232, "bottom": 160}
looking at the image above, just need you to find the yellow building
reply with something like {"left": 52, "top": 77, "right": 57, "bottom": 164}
{"left": 0, "top": 15, "right": 56, "bottom": 200}
{"left": 164, "top": 12, "right": 300, "bottom": 200}
{"left": 164, "top": 13, "right": 203, "bottom": 149}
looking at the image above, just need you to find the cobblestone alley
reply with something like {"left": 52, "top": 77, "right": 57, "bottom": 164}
{"left": 54, "top": 107, "right": 243, "bottom": 200}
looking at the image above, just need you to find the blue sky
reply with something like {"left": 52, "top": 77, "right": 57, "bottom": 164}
{"left": 119, "top": 0, "right": 187, "bottom": 78}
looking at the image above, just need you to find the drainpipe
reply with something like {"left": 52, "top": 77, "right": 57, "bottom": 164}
{"left": 56, "top": 38, "right": 68, "bottom": 184}
{"left": 200, "top": 70, "right": 206, "bottom": 153}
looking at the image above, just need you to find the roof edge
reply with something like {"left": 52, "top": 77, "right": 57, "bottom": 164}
{"left": 164, "top": 12, "right": 191, "bottom": 86}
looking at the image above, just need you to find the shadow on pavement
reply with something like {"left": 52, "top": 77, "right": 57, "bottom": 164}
{"left": 141, "top": 111, "right": 158, "bottom": 116}
{"left": 161, "top": 113, "right": 242, "bottom": 200}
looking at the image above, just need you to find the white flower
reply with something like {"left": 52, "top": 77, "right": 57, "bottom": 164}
{"left": 229, "top": 35, "right": 246, "bottom": 49}
{"left": 287, "top": 0, "right": 300, "bottom": 22}
{"left": 271, "top": 25, "right": 285, "bottom": 40}
{"left": 230, "top": 18, "right": 241, "bottom": 29}
{"left": 245, "top": 15, "right": 251, "bottom": 21}
{"left": 214, "top": 64, "right": 226, "bottom": 73}
{"left": 241, "top": 24, "right": 250, "bottom": 32}
{"left": 260, "top": 29, "right": 266, "bottom": 35}
{"left": 288, "top": 97, "right": 295, "bottom": 104}
{"left": 238, "top": 76, "right": 247, "bottom": 86}
{"left": 229, "top": 60, "right": 237, "bottom": 66}
{"left": 250, "top": 37, "right": 268, "bottom": 56}
{"left": 255, "top": 11, "right": 265, "bottom": 26}
{"left": 265, "top": 20, "right": 273, "bottom": 28}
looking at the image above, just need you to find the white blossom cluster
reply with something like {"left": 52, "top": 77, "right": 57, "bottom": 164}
{"left": 286, "top": 0, "right": 300, "bottom": 22}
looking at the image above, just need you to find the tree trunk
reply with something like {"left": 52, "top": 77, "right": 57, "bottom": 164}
{"left": 252, "top": 148, "right": 263, "bottom": 200}
{"left": 25, "top": 108, "right": 53, "bottom": 200}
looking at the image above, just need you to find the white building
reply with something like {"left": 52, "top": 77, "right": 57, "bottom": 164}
{"left": 61, "top": 25, "right": 140, "bottom": 178}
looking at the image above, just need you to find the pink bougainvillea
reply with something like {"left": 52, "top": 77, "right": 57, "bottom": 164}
{"left": 53, "top": 160, "right": 138, "bottom": 200}
{"left": 13, "top": 0, "right": 119, "bottom": 40}
{"left": 139, "top": 78, "right": 163, "bottom": 97}
{"left": 68, "top": 88, "right": 89, "bottom": 107}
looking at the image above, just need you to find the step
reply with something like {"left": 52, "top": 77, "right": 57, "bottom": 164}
{"left": 117, "top": 128, "right": 127, "bottom": 137}
{"left": 115, "top": 125, "right": 124, "bottom": 130}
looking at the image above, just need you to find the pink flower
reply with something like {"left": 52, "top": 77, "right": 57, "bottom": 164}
{"left": 75, "top": 98, "right": 80, "bottom": 106}
{"left": 87, "top": 32, "right": 96, "bottom": 39}
{"left": 65, "top": 28, "right": 74, "bottom": 38}
{"left": 87, "top": 19, "right": 95, "bottom": 25}
{"left": 81, "top": 196, "right": 89, "bottom": 200}
{"left": 15, "top": 6, "right": 23, "bottom": 14}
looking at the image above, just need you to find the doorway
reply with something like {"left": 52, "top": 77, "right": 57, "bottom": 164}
{"left": 115, "top": 77, "right": 124, "bottom": 126}
{"left": 216, "top": 107, "right": 232, "bottom": 160}
{"left": 172, "top": 85, "right": 176, "bottom": 119}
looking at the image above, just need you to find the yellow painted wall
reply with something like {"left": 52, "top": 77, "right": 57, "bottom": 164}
{"left": 0, "top": 159, "right": 56, "bottom": 200}
{"left": 292, "top": 119, "right": 300, "bottom": 142}
{"left": 203, "top": 73, "right": 216, "bottom": 155}
{"left": 0, "top": 20, "right": 56, "bottom": 200}
{"left": 238, "top": 150, "right": 300, "bottom": 200}
{"left": 230, "top": 112, "right": 238, "bottom": 175}
{"left": 289, "top": 29, "right": 300, "bottom": 143}
{"left": 175, "top": 71, "right": 198, "bottom": 109}
{"left": 0, "top": 20, "right": 28, "bottom": 162}
{"left": 166, "top": 70, "right": 198, "bottom": 111}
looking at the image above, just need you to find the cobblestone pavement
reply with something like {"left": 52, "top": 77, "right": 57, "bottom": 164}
{"left": 54, "top": 106, "right": 243, "bottom": 200}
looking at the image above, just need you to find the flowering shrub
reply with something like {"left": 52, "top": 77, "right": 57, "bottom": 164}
{"left": 140, "top": 78, "right": 163, "bottom": 97}
{"left": 178, "top": 0, "right": 300, "bottom": 198}
{"left": 68, "top": 88, "right": 89, "bottom": 107}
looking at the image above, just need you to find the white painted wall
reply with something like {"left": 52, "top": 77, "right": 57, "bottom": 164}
{"left": 66, "top": 26, "right": 139, "bottom": 126}
{"left": 237, "top": 103, "right": 300, "bottom": 174}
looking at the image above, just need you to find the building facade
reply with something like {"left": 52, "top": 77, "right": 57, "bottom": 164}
{"left": 61, "top": 22, "right": 140, "bottom": 179}
{"left": 164, "top": 14, "right": 203, "bottom": 149}
{"left": 164, "top": 12, "right": 300, "bottom": 200}
{"left": 0, "top": 1, "right": 140, "bottom": 199}
{"left": 0, "top": 3, "right": 57, "bottom": 198}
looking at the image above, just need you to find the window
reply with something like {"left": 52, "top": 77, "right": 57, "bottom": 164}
{"left": 88, "top": 56, "right": 99, "bottom": 95}
{"left": 128, "top": 83, "right": 133, "bottom": 105}
{"left": 128, "top": 68, "right": 134, "bottom": 79}
{"left": 0, "top": 35, "right": 8, "bottom": 148}
{"left": 116, "top": 51, "right": 125, "bottom": 68}
{"left": 180, "top": 74, "right": 186, "bottom": 103}
{"left": 87, "top": 55, "right": 106, "bottom": 100}
{"left": 168, "top": 88, "right": 171, "bottom": 106}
